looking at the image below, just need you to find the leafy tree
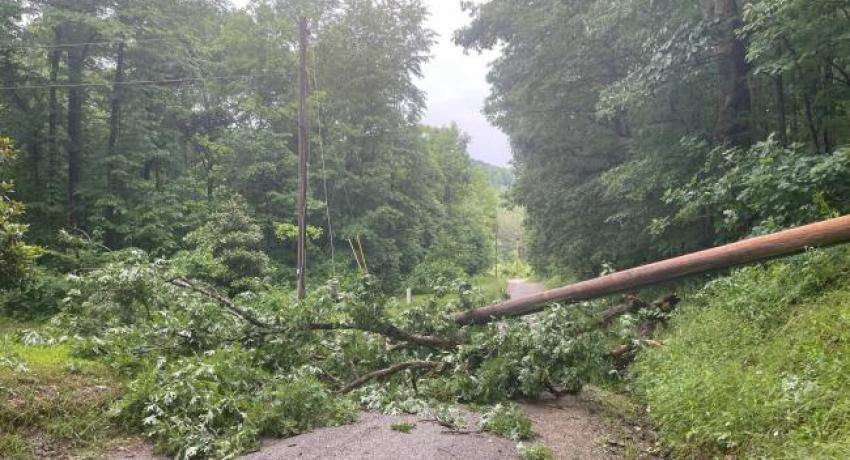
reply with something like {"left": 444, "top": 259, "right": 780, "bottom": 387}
{"left": 458, "top": 0, "right": 850, "bottom": 277}
{"left": 180, "top": 196, "right": 272, "bottom": 294}
{"left": 0, "top": 137, "right": 42, "bottom": 288}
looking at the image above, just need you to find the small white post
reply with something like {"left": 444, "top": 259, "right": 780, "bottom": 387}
{"left": 406, "top": 288, "right": 412, "bottom": 305}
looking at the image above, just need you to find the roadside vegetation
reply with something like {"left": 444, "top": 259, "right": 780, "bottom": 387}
{"left": 0, "top": 334, "right": 129, "bottom": 459}
{"left": 633, "top": 247, "right": 850, "bottom": 458}
{"left": 4, "top": 0, "right": 850, "bottom": 459}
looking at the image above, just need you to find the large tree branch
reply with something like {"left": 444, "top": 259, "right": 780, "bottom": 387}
{"left": 338, "top": 361, "right": 444, "bottom": 394}
{"left": 169, "top": 278, "right": 273, "bottom": 330}
{"left": 167, "top": 278, "right": 461, "bottom": 349}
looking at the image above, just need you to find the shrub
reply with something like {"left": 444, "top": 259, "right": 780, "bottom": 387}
{"left": 406, "top": 259, "right": 466, "bottom": 294}
{"left": 117, "top": 347, "right": 356, "bottom": 459}
{"left": 0, "top": 137, "right": 42, "bottom": 289}
{"left": 0, "top": 268, "right": 68, "bottom": 319}
{"left": 479, "top": 403, "right": 533, "bottom": 441}
{"left": 517, "top": 442, "right": 554, "bottom": 460}
{"left": 179, "top": 196, "right": 271, "bottom": 294}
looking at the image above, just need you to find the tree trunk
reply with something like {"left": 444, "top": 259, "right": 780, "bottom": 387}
{"left": 774, "top": 74, "right": 787, "bottom": 147}
{"left": 47, "top": 28, "right": 62, "bottom": 209}
{"left": 712, "top": 0, "right": 751, "bottom": 146}
{"left": 66, "top": 46, "right": 85, "bottom": 228}
{"left": 104, "top": 42, "right": 126, "bottom": 248}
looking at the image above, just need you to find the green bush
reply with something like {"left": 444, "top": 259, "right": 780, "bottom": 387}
{"left": 0, "top": 137, "right": 42, "bottom": 290}
{"left": 633, "top": 247, "right": 850, "bottom": 458}
{"left": 479, "top": 403, "right": 533, "bottom": 441}
{"left": 0, "top": 268, "right": 68, "bottom": 319}
{"left": 117, "top": 347, "right": 356, "bottom": 459}
{"left": 179, "top": 196, "right": 271, "bottom": 294}
{"left": 517, "top": 442, "right": 554, "bottom": 460}
{"left": 406, "top": 259, "right": 466, "bottom": 294}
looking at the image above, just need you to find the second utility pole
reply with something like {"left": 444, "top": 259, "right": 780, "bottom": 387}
{"left": 296, "top": 16, "right": 310, "bottom": 300}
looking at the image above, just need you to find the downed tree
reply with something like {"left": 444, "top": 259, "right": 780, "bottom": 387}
{"left": 455, "top": 214, "right": 850, "bottom": 325}
{"left": 338, "top": 360, "right": 444, "bottom": 394}
{"left": 168, "top": 277, "right": 462, "bottom": 349}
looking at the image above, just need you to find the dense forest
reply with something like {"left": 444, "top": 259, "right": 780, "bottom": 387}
{"left": 0, "top": 0, "right": 498, "bottom": 299}
{"left": 4, "top": 0, "right": 850, "bottom": 459}
{"left": 458, "top": 0, "right": 850, "bottom": 277}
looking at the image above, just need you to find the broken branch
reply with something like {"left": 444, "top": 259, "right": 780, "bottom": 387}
{"left": 338, "top": 360, "right": 444, "bottom": 394}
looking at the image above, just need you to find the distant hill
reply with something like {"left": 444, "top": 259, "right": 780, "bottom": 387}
{"left": 473, "top": 160, "right": 513, "bottom": 189}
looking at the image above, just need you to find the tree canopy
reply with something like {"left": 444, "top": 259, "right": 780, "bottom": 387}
{"left": 458, "top": 0, "right": 850, "bottom": 277}
{"left": 0, "top": 0, "right": 496, "bottom": 290}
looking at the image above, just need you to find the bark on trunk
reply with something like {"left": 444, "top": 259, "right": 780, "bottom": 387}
{"left": 712, "top": 0, "right": 751, "bottom": 146}
{"left": 66, "top": 46, "right": 85, "bottom": 228}
{"left": 775, "top": 74, "right": 787, "bottom": 147}
{"left": 104, "top": 42, "right": 126, "bottom": 248}
{"left": 47, "top": 28, "right": 62, "bottom": 208}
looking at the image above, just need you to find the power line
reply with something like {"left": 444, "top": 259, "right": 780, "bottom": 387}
{"left": 0, "top": 72, "right": 288, "bottom": 91}
{"left": 310, "top": 32, "right": 337, "bottom": 278}
{"left": 0, "top": 37, "right": 177, "bottom": 52}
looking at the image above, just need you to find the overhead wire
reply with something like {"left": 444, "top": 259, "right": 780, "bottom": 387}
{"left": 0, "top": 37, "right": 178, "bottom": 52}
{"left": 308, "top": 26, "right": 337, "bottom": 277}
{"left": 0, "top": 72, "right": 288, "bottom": 91}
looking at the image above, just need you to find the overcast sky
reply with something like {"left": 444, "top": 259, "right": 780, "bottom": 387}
{"left": 417, "top": 0, "right": 510, "bottom": 167}
{"left": 231, "top": 0, "right": 511, "bottom": 166}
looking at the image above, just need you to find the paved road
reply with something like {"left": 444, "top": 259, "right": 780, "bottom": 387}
{"left": 241, "top": 411, "right": 515, "bottom": 460}
{"left": 507, "top": 278, "right": 547, "bottom": 299}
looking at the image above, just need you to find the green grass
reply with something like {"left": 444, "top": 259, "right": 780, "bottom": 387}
{"left": 632, "top": 247, "right": 850, "bottom": 458}
{"left": 0, "top": 320, "right": 129, "bottom": 459}
{"left": 389, "top": 421, "right": 416, "bottom": 433}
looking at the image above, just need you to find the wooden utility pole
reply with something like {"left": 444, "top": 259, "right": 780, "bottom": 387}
{"left": 296, "top": 17, "right": 310, "bottom": 300}
{"left": 455, "top": 214, "right": 850, "bottom": 325}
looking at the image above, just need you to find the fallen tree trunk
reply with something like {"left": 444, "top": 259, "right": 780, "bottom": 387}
{"left": 455, "top": 215, "right": 850, "bottom": 325}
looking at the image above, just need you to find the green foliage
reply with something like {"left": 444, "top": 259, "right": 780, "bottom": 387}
{"left": 479, "top": 403, "right": 533, "bottom": 441}
{"left": 0, "top": 0, "right": 498, "bottom": 290}
{"left": 664, "top": 136, "right": 850, "bottom": 242}
{"left": 180, "top": 197, "right": 271, "bottom": 294}
{"left": 407, "top": 259, "right": 466, "bottom": 293}
{"left": 389, "top": 421, "right": 416, "bottom": 433}
{"left": 473, "top": 160, "right": 513, "bottom": 189}
{"left": 448, "top": 304, "right": 609, "bottom": 403}
{"left": 633, "top": 247, "right": 850, "bottom": 458}
{"left": 274, "top": 223, "right": 323, "bottom": 242}
{"left": 516, "top": 442, "right": 555, "bottom": 460}
{"left": 44, "top": 243, "right": 620, "bottom": 457}
{"left": 0, "top": 268, "right": 68, "bottom": 319}
{"left": 118, "top": 348, "right": 356, "bottom": 459}
{"left": 459, "top": 0, "right": 850, "bottom": 277}
{"left": 0, "top": 138, "right": 41, "bottom": 289}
